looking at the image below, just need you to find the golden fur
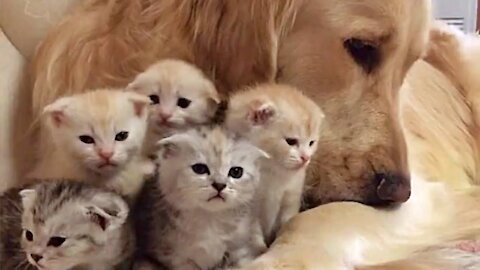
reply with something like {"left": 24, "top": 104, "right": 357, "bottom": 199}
{"left": 31, "top": 0, "right": 431, "bottom": 205}
{"left": 402, "top": 23, "right": 480, "bottom": 189}
{"left": 238, "top": 177, "right": 480, "bottom": 270}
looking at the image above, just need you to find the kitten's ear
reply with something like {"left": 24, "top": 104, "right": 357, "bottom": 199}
{"left": 248, "top": 100, "right": 276, "bottom": 126}
{"left": 208, "top": 87, "right": 221, "bottom": 105}
{"left": 125, "top": 76, "right": 144, "bottom": 92}
{"left": 156, "top": 134, "right": 191, "bottom": 159}
{"left": 208, "top": 95, "right": 221, "bottom": 108}
{"left": 253, "top": 147, "right": 270, "bottom": 160}
{"left": 210, "top": 94, "right": 221, "bottom": 105}
{"left": 82, "top": 193, "right": 129, "bottom": 231}
{"left": 19, "top": 189, "right": 37, "bottom": 210}
{"left": 43, "top": 97, "right": 73, "bottom": 127}
{"left": 127, "top": 93, "right": 151, "bottom": 117}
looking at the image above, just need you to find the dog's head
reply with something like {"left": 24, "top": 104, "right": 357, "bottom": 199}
{"left": 277, "top": 0, "right": 431, "bottom": 206}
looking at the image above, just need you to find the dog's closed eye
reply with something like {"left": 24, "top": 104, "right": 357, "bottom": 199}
{"left": 344, "top": 38, "right": 380, "bottom": 74}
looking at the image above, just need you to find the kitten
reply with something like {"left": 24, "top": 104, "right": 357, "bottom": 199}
{"left": 0, "top": 180, "right": 133, "bottom": 270}
{"left": 224, "top": 83, "right": 325, "bottom": 246}
{"left": 126, "top": 59, "right": 221, "bottom": 157}
{"left": 133, "top": 126, "right": 268, "bottom": 270}
{"left": 30, "top": 89, "right": 153, "bottom": 200}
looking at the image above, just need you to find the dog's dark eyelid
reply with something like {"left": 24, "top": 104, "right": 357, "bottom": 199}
{"left": 344, "top": 38, "right": 380, "bottom": 74}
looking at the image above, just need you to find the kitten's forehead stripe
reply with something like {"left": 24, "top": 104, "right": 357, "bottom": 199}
{"left": 30, "top": 181, "right": 107, "bottom": 225}
{"left": 192, "top": 125, "right": 238, "bottom": 170}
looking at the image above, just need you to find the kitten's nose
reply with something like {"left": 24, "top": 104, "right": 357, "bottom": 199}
{"left": 31, "top": 254, "right": 43, "bottom": 262}
{"left": 98, "top": 150, "right": 113, "bottom": 160}
{"left": 212, "top": 182, "right": 227, "bottom": 192}
{"left": 300, "top": 154, "right": 310, "bottom": 163}
{"left": 159, "top": 111, "right": 172, "bottom": 121}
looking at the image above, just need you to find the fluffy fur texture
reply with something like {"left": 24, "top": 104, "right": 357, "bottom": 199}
{"left": 0, "top": 180, "right": 133, "bottom": 270}
{"left": 237, "top": 176, "right": 480, "bottom": 270}
{"left": 225, "top": 84, "right": 324, "bottom": 245}
{"left": 30, "top": 0, "right": 432, "bottom": 205}
{"left": 126, "top": 59, "right": 221, "bottom": 156}
{"left": 400, "top": 22, "right": 480, "bottom": 261}
{"left": 133, "top": 126, "right": 268, "bottom": 269}
{"left": 402, "top": 22, "right": 480, "bottom": 190}
{"left": 30, "top": 89, "right": 153, "bottom": 200}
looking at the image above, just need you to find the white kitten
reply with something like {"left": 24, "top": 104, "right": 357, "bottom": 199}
{"left": 225, "top": 84, "right": 325, "bottom": 246}
{"left": 30, "top": 89, "right": 153, "bottom": 201}
{"left": 133, "top": 126, "right": 268, "bottom": 270}
{"left": 0, "top": 180, "right": 134, "bottom": 270}
{"left": 126, "top": 59, "right": 221, "bottom": 157}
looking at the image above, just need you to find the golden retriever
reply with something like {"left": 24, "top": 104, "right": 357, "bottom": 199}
{"left": 237, "top": 21, "right": 480, "bottom": 270}
{"left": 31, "top": 0, "right": 431, "bottom": 206}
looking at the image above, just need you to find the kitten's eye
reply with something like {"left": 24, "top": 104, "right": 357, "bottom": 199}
{"left": 228, "top": 167, "right": 244, "bottom": 179}
{"left": 25, "top": 230, "right": 33, "bottom": 241}
{"left": 191, "top": 163, "right": 210, "bottom": 175}
{"left": 47, "top": 237, "right": 66, "bottom": 247}
{"left": 309, "top": 140, "right": 315, "bottom": 147}
{"left": 79, "top": 135, "right": 95, "bottom": 144}
{"left": 343, "top": 38, "right": 379, "bottom": 73}
{"left": 149, "top": 95, "right": 160, "bottom": 105}
{"left": 285, "top": 138, "right": 298, "bottom": 146}
{"left": 177, "top": 97, "right": 191, "bottom": 109}
{"left": 115, "top": 131, "right": 129, "bottom": 141}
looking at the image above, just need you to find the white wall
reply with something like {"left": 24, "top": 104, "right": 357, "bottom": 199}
{"left": 433, "top": 0, "right": 477, "bottom": 33}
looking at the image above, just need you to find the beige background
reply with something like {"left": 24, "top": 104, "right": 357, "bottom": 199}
{"left": 0, "top": 0, "right": 79, "bottom": 191}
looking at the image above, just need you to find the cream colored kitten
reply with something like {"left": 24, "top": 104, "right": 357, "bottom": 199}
{"left": 0, "top": 180, "right": 133, "bottom": 270}
{"left": 133, "top": 126, "right": 268, "bottom": 270}
{"left": 126, "top": 59, "right": 221, "bottom": 157}
{"left": 30, "top": 89, "right": 153, "bottom": 201}
{"left": 225, "top": 84, "right": 324, "bottom": 246}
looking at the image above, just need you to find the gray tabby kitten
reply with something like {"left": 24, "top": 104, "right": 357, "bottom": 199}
{"left": 133, "top": 126, "right": 268, "bottom": 270}
{"left": 0, "top": 180, "right": 134, "bottom": 270}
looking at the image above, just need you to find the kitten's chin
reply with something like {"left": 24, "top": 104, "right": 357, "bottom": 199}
{"left": 200, "top": 196, "right": 241, "bottom": 212}
{"left": 40, "top": 261, "right": 79, "bottom": 270}
{"left": 88, "top": 163, "right": 121, "bottom": 177}
{"left": 284, "top": 161, "right": 310, "bottom": 171}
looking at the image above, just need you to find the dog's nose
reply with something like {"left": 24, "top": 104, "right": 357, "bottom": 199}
{"left": 212, "top": 182, "right": 227, "bottom": 192}
{"left": 374, "top": 173, "right": 411, "bottom": 203}
{"left": 31, "top": 254, "right": 43, "bottom": 262}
